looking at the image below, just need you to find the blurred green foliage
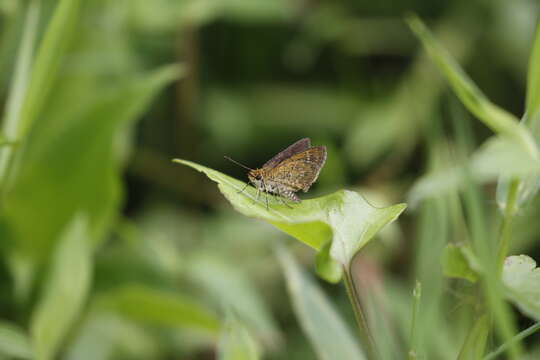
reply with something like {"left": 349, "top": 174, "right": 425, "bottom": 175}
{"left": 1, "top": 0, "right": 540, "bottom": 359}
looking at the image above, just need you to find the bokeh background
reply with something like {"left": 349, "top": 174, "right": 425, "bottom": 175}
{"left": 1, "top": 0, "right": 540, "bottom": 359}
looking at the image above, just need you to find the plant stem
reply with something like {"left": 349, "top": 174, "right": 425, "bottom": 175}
{"left": 462, "top": 173, "right": 522, "bottom": 358}
{"left": 484, "top": 322, "right": 540, "bottom": 360}
{"left": 343, "top": 266, "right": 378, "bottom": 360}
{"left": 408, "top": 280, "right": 422, "bottom": 360}
{"left": 496, "top": 178, "right": 520, "bottom": 272}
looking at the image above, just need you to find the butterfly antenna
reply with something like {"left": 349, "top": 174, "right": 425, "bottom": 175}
{"left": 224, "top": 156, "right": 254, "bottom": 171}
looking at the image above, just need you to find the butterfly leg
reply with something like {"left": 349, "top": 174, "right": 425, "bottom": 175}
{"left": 254, "top": 188, "right": 260, "bottom": 204}
{"left": 276, "top": 188, "right": 294, "bottom": 209}
{"left": 265, "top": 191, "right": 269, "bottom": 210}
{"left": 278, "top": 195, "right": 293, "bottom": 209}
{"left": 237, "top": 182, "right": 249, "bottom": 194}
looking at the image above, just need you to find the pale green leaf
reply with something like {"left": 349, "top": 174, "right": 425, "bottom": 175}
{"left": 96, "top": 284, "right": 219, "bottom": 333}
{"left": 30, "top": 215, "right": 92, "bottom": 360}
{"left": 408, "top": 136, "right": 540, "bottom": 205}
{"left": 173, "top": 159, "right": 406, "bottom": 269}
{"left": 277, "top": 248, "right": 365, "bottom": 360}
{"left": 218, "top": 315, "right": 261, "bottom": 360}
{"left": 0, "top": 321, "right": 32, "bottom": 359}
{"left": 406, "top": 14, "right": 538, "bottom": 158}
{"left": 502, "top": 255, "right": 540, "bottom": 320}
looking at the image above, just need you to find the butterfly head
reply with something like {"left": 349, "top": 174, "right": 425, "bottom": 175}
{"left": 248, "top": 169, "right": 264, "bottom": 189}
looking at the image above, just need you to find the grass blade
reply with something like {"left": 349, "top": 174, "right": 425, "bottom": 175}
{"left": 406, "top": 14, "right": 538, "bottom": 158}
{"left": 484, "top": 322, "right": 540, "bottom": 360}
{"left": 218, "top": 315, "right": 261, "bottom": 360}
{"left": 457, "top": 314, "right": 489, "bottom": 360}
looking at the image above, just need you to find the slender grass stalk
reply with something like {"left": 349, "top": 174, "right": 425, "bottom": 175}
{"left": 496, "top": 178, "right": 520, "bottom": 271}
{"left": 343, "top": 266, "right": 378, "bottom": 360}
{"left": 484, "top": 322, "right": 540, "bottom": 360}
{"left": 462, "top": 176, "right": 522, "bottom": 359}
{"left": 0, "top": 0, "right": 40, "bottom": 187}
{"left": 408, "top": 280, "right": 422, "bottom": 360}
{"left": 452, "top": 108, "right": 522, "bottom": 358}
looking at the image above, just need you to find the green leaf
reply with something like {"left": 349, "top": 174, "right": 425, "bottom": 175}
{"left": 218, "top": 315, "right": 261, "bottom": 360}
{"left": 502, "top": 255, "right": 540, "bottom": 320}
{"left": 457, "top": 314, "right": 489, "bottom": 360}
{"left": 30, "top": 215, "right": 92, "bottom": 360}
{"left": 315, "top": 241, "right": 342, "bottom": 283}
{"left": 0, "top": 321, "right": 33, "bottom": 359}
{"left": 173, "top": 159, "right": 406, "bottom": 269}
{"left": 5, "top": 65, "right": 182, "bottom": 263}
{"left": 277, "top": 248, "right": 365, "bottom": 360}
{"left": 96, "top": 284, "right": 220, "bottom": 333}
{"left": 525, "top": 20, "right": 540, "bottom": 123}
{"left": 441, "top": 244, "right": 479, "bottom": 283}
{"left": 406, "top": 14, "right": 538, "bottom": 158}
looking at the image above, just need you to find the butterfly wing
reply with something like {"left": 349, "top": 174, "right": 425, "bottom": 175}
{"left": 268, "top": 146, "right": 327, "bottom": 192}
{"left": 262, "top": 138, "right": 311, "bottom": 169}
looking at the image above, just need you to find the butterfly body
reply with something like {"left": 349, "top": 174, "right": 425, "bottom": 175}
{"left": 246, "top": 138, "right": 327, "bottom": 204}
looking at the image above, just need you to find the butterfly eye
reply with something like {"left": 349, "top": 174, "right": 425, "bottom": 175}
{"left": 255, "top": 175, "right": 262, "bottom": 180}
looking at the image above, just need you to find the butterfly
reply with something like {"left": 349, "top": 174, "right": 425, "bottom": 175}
{"left": 225, "top": 138, "right": 327, "bottom": 209}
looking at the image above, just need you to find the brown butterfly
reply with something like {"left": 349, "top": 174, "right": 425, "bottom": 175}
{"left": 225, "top": 138, "right": 327, "bottom": 208}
